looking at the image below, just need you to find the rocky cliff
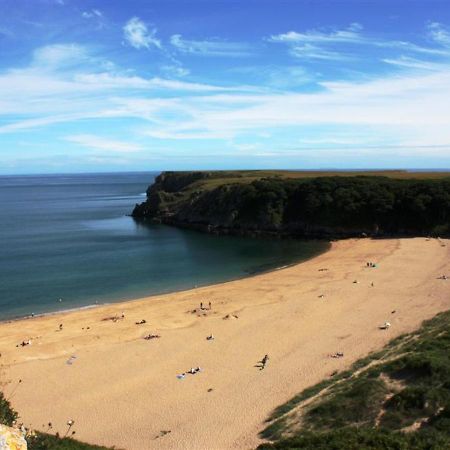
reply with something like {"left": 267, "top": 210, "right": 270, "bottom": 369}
{"left": 132, "top": 171, "right": 450, "bottom": 238}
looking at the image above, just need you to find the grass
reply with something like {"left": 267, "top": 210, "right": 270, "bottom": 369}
{"left": 259, "top": 310, "right": 450, "bottom": 448}
{"left": 26, "top": 433, "right": 114, "bottom": 450}
{"left": 258, "top": 427, "right": 449, "bottom": 450}
{"left": 173, "top": 169, "right": 450, "bottom": 196}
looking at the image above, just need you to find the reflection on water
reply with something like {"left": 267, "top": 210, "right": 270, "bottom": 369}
{"left": 0, "top": 172, "right": 328, "bottom": 320}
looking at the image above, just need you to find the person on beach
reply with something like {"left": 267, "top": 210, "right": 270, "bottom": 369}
{"left": 200, "top": 302, "right": 203, "bottom": 310}
{"left": 208, "top": 301, "right": 212, "bottom": 310}
{"left": 261, "top": 354, "right": 269, "bottom": 369}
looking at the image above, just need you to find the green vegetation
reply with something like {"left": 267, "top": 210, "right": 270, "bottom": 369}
{"left": 0, "top": 391, "right": 18, "bottom": 427}
{"left": 258, "top": 311, "right": 450, "bottom": 449}
{"left": 27, "top": 433, "right": 112, "bottom": 450}
{"left": 0, "top": 392, "right": 111, "bottom": 449}
{"left": 258, "top": 428, "right": 449, "bottom": 450}
{"left": 133, "top": 171, "right": 450, "bottom": 238}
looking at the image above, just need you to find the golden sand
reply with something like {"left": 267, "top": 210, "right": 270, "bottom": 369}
{"left": 0, "top": 238, "right": 449, "bottom": 449}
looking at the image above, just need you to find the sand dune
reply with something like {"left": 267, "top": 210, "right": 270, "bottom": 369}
{"left": 1, "top": 238, "right": 449, "bottom": 449}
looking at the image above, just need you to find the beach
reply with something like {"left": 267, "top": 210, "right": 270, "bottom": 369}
{"left": 1, "top": 237, "right": 449, "bottom": 449}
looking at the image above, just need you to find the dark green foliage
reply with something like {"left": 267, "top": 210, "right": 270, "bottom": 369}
{"left": 259, "top": 311, "right": 450, "bottom": 449}
{"left": 0, "top": 392, "right": 18, "bottom": 426}
{"left": 304, "top": 378, "right": 387, "bottom": 429}
{"left": 27, "top": 433, "right": 112, "bottom": 450}
{"left": 258, "top": 428, "right": 449, "bottom": 450}
{"left": 133, "top": 172, "right": 450, "bottom": 238}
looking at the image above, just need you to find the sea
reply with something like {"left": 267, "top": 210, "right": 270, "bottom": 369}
{"left": 0, "top": 172, "right": 328, "bottom": 320}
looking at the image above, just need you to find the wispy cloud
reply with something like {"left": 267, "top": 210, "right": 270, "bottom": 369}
{"left": 0, "top": 44, "right": 262, "bottom": 133}
{"left": 269, "top": 23, "right": 450, "bottom": 61}
{"left": 428, "top": 22, "right": 450, "bottom": 47}
{"left": 123, "top": 17, "right": 161, "bottom": 50}
{"left": 65, "top": 134, "right": 143, "bottom": 153}
{"left": 269, "top": 23, "right": 364, "bottom": 45}
{"left": 170, "top": 34, "right": 252, "bottom": 57}
{"left": 382, "top": 55, "right": 446, "bottom": 71}
{"left": 32, "top": 44, "right": 91, "bottom": 69}
{"left": 82, "top": 9, "right": 103, "bottom": 20}
{"left": 290, "top": 44, "right": 352, "bottom": 61}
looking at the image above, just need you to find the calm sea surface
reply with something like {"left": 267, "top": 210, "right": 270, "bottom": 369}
{"left": 0, "top": 172, "right": 328, "bottom": 320}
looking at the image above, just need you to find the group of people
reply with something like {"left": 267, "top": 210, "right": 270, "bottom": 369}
{"left": 366, "top": 262, "right": 377, "bottom": 268}
{"left": 200, "top": 302, "right": 212, "bottom": 310}
{"left": 177, "top": 366, "right": 202, "bottom": 379}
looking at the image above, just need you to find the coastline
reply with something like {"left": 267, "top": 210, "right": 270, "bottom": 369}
{"left": 1, "top": 237, "right": 448, "bottom": 450}
{"left": 0, "top": 239, "right": 330, "bottom": 324}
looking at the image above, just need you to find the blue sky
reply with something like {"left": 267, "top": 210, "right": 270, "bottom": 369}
{"left": 1, "top": 0, "right": 450, "bottom": 173}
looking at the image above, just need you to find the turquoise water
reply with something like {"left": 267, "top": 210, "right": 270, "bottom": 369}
{"left": 0, "top": 172, "right": 328, "bottom": 320}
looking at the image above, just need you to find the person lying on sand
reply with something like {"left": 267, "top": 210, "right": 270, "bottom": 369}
{"left": 144, "top": 334, "right": 160, "bottom": 340}
{"left": 102, "top": 315, "right": 123, "bottom": 322}
{"left": 379, "top": 321, "right": 391, "bottom": 330}
{"left": 330, "top": 352, "right": 344, "bottom": 358}
{"left": 206, "top": 334, "right": 214, "bottom": 340}
{"left": 135, "top": 319, "right": 146, "bottom": 325}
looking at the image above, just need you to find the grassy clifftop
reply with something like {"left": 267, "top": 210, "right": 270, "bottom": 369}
{"left": 259, "top": 311, "right": 450, "bottom": 449}
{"left": 132, "top": 170, "right": 450, "bottom": 238}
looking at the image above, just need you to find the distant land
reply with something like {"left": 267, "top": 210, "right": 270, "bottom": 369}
{"left": 132, "top": 170, "right": 450, "bottom": 239}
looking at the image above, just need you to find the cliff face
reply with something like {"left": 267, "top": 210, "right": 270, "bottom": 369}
{"left": 132, "top": 171, "right": 450, "bottom": 238}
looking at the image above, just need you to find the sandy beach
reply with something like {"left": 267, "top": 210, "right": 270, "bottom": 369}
{"left": 0, "top": 237, "right": 449, "bottom": 450}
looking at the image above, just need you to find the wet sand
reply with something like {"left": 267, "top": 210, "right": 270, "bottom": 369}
{"left": 1, "top": 238, "right": 449, "bottom": 449}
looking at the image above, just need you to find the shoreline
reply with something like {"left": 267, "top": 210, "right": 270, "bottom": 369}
{"left": 0, "top": 239, "right": 330, "bottom": 324}
{"left": 1, "top": 237, "right": 448, "bottom": 450}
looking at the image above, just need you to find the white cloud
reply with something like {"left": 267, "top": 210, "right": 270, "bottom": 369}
{"left": 269, "top": 23, "right": 364, "bottom": 45}
{"left": 82, "top": 9, "right": 103, "bottom": 19}
{"left": 65, "top": 134, "right": 143, "bottom": 153}
{"left": 382, "top": 56, "right": 446, "bottom": 71}
{"left": 428, "top": 22, "right": 450, "bottom": 47}
{"left": 161, "top": 64, "right": 190, "bottom": 77}
{"left": 170, "top": 34, "right": 252, "bottom": 56}
{"left": 123, "top": 17, "right": 161, "bottom": 50}
{"left": 290, "top": 44, "right": 352, "bottom": 61}
{"left": 2, "top": 39, "right": 450, "bottom": 160}
{"left": 269, "top": 23, "right": 450, "bottom": 60}
{"left": 32, "top": 44, "right": 90, "bottom": 69}
{"left": 73, "top": 72, "right": 241, "bottom": 92}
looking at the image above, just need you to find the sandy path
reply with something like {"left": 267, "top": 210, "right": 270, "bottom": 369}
{"left": 0, "top": 238, "right": 449, "bottom": 450}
